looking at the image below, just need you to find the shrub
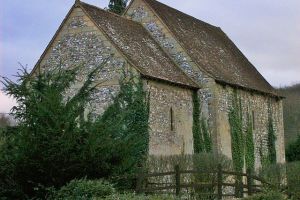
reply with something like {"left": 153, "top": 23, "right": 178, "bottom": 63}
{"left": 242, "top": 191, "right": 284, "bottom": 200}
{"left": 49, "top": 179, "right": 115, "bottom": 200}
{"left": 259, "top": 161, "right": 300, "bottom": 200}
{"left": 285, "top": 161, "right": 300, "bottom": 199}
{"left": 0, "top": 65, "right": 149, "bottom": 198}
{"left": 286, "top": 135, "right": 300, "bottom": 162}
{"left": 103, "top": 193, "right": 176, "bottom": 200}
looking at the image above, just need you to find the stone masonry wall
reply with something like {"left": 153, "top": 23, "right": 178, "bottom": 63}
{"left": 146, "top": 80, "right": 194, "bottom": 155}
{"left": 37, "top": 6, "right": 195, "bottom": 156}
{"left": 38, "top": 7, "right": 131, "bottom": 117}
{"left": 125, "top": 0, "right": 219, "bottom": 153}
{"left": 126, "top": 0, "right": 285, "bottom": 165}
{"left": 215, "top": 84, "right": 285, "bottom": 169}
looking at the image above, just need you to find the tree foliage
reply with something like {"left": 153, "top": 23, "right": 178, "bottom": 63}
{"left": 0, "top": 64, "right": 149, "bottom": 199}
{"left": 108, "top": 0, "right": 128, "bottom": 15}
{"left": 277, "top": 84, "right": 300, "bottom": 145}
{"left": 0, "top": 114, "right": 11, "bottom": 128}
{"left": 286, "top": 135, "right": 300, "bottom": 162}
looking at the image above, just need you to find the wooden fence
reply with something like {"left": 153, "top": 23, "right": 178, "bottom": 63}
{"left": 135, "top": 165, "right": 270, "bottom": 199}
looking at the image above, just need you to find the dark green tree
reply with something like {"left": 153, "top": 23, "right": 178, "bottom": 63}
{"left": 108, "top": 0, "right": 128, "bottom": 15}
{"left": 0, "top": 114, "right": 11, "bottom": 128}
{"left": 0, "top": 64, "right": 149, "bottom": 199}
{"left": 286, "top": 135, "right": 300, "bottom": 162}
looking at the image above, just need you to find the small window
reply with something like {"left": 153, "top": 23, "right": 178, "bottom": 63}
{"left": 252, "top": 110, "right": 255, "bottom": 130}
{"left": 170, "top": 107, "right": 175, "bottom": 131}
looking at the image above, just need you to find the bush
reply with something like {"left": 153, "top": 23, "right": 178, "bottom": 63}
{"left": 0, "top": 66, "right": 149, "bottom": 198}
{"left": 49, "top": 179, "right": 115, "bottom": 200}
{"left": 286, "top": 135, "right": 300, "bottom": 162}
{"left": 242, "top": 191, "right": 284, "bottom": 200}
{"left": 285, "top": 161, "right": 300, "bottom": 199}
{"left": 259, "top": 161, "right": 300, "bottom": 200}
{"left": 103, "top": 193, "right": 176, "bottom": 200}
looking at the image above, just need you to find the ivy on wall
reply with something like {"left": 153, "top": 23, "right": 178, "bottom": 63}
{"left": 228, "top": 90, "right": 244, "bottom": 173}
{"left": 267, "top": 102, "right": 277, "bottom": 164}
{"left": 228, "top": 91, "right": 256, "bottom": 174}
{"left": 192, "top": 91, "right": 212, "bottom": 153}
{"left": 245, "top": 110, "right": 255, "bottom": 171}
{"left": 201, "top": 117, "right": 212, "bottom": 153}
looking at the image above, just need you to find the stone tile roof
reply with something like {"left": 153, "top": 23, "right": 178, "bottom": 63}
{"left": 80, "top": 2, "right": 198, "bottom": 89}
{"left": 142, "top": 0, "right": 278, "bottom": 96}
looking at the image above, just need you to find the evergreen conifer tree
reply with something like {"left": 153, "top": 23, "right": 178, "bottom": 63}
{"left": 108, "top": 0, "right": 128, "bottom": 15}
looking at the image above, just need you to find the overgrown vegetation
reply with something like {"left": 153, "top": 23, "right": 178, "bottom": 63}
{"left": 260, "top": 162, "right": 300, "bottom": 200}
{"left": 0, "top": 114, "right": 11, "bottom": 128}
{"left": 245, "top": 110, "right": 255, "bottom": 171}
{"left": 242, "top": 190, "right": 285, "bottom": 200}
{"left": 0, "top": 64, "right": 149, "bottom": 199}
{"left": 48, "top": 179, "right": 116, "bottom": 199}
{"left": 228, "top": 91, "right": 258, "bottom": 196}
{"left": 145, "top": 153, "right": 232, "bottom": 199}
{"left": 108, "top": 0, "right": 128, "bottom": 15}
{"left": 192, "top": 91, "right": 212, "bottom": 153}
{"left": 267, "top": 103, "right": 277, "bottom": 164}
{"left": 228, "top": 91, "right": 244, "bottom": 173}
{"left": 277, "top": 84, "right": 300, "bottom": 145}
{"left": 279, "top": 84, "right": 300, "bottom": 162}
{"left": 286, "top": 135, "right": 300, "bottom": 162}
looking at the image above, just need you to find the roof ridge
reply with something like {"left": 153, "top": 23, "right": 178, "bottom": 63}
{"left": 79, "top": 1, "right": 144, "bottom": 26}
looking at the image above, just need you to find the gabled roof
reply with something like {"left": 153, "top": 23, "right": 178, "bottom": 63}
{"left": 79, "top": 2, "right": 198, "bottom": 89}
{"left": 32, "top": 1, "right": 198, "bottom": 89}
{"left": 141, "top": 0, "right": 278, "bottom": 96}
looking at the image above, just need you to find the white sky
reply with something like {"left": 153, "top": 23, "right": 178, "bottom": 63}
{"left": 0, "top": 0, "right": 299, "bottom": 113}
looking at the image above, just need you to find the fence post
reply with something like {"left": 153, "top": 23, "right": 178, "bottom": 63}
{"left": 175, "top": 165, "right": 180, "bottom": 196}
{"left": 247, "top": 168, "right": 253, "bottom": 196}
{"left": 217, "top": 164, "right": 223, "bottom": 200}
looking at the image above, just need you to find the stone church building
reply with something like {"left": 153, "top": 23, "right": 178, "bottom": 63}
{"left": 32, "top": 0, "right": 285, "bottom": 169}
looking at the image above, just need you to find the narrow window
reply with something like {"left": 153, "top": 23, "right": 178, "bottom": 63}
{"left": 252, "top": 110, "right": 255, "bottom": 130}
{"left": 170, "top": 107, "right": 174, "bottom": 131}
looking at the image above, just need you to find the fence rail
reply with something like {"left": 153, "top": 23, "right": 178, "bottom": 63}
{"left": 135, "top": 164, "right": 269, "bottom": 199}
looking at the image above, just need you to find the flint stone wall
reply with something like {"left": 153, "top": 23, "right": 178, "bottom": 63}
{"left": 215, "top": 84, "right": 285, "bottom": 169}
{"left": 125, "top": 0, "right": 285, "bottom": 167}
{"left": 39, "top": 7, "right": 128, "bottom": 117}
{"left": 146, "top": 80, "right": 194, "bottom": 155}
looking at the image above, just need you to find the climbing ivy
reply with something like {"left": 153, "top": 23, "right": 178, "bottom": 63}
{"left": 267, "top": 103, "right": 277, "bottom": 164}
{"left": 201, "top": 117, "right": 212, "bottom": 153}
{"left": 192, "top": 91, "right": 212, "bottom": 153}
{"left": 229, "top": 91, "right": 256, "bottom": 173}
{"left": 245, "top": 110, "right": 255, "bottom": 171}
{"left": 193, "top": 91, "right": 204, "bottom": 153}
{"left": 228, "top": 90, "right": 244, "bottom": 173}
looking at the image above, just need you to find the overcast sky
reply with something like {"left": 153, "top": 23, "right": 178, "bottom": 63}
{"left": 0, "top": 0, "right": 299, "bottom": 113}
